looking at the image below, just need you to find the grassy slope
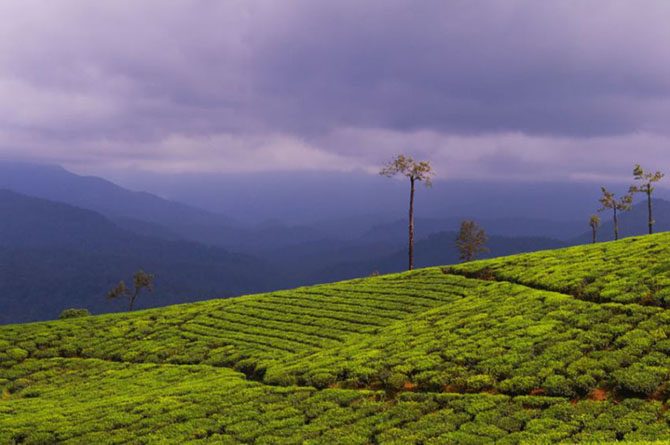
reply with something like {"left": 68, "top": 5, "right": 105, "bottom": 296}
{"left": 4, "top": 233, "right": 670, "bottom": 443}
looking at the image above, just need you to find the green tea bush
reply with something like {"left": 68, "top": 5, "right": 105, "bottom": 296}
{"left": 2, "top": 236, "right": 670, "bottom": 442}
{"left": 7, "top": 347, "right": 28, "bottom": 362}
{"left": 449, "top": 232, "right": 670, "bottom": 307}
{"left": 543, "top": 375, "right": 576, "bottom": 398}
{"left": 58, "top": 308, "right": 91, "bottom": 319}
{"left": 498, "top": 376, "right": 539, "bottom": 396}
{"left": 613, "top": 365, "right": 666, "bottom": 396}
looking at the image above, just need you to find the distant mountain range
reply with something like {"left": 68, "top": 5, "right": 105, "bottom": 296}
{"left": 0, "top": 189, "right": 278, "bottom": 324}
{"left": 362, "top": 216, "right": 584, "bottom": 243}
{"left": 573, "top": 198, "right": 670, "bottom": 243}
{"left": 0, "top": 161, "right": 327, "bottom": 251}
{"left": 306, "top": 231, "right": 568, "bottom": 283}
{"left": 0, "top": 162, "right": 230, "bottom": 228}
{"left": 2, "top": 161, "right": 669, "bottom": 324}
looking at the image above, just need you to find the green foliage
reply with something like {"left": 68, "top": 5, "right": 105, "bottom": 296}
{"left": 3, "top": 235, "right": 670, "bottom": 441}
{"left": 107, "top": 270, "right": 156, "bottom": 310}
{"left": 58, "top": 308, "right": 91, "bottom": 319}
{"left": 448, "top": 232, "right": 670, "bottom": 307}
{"left": 379, "top": 154, "right": 435, "bottom": 186}
{"left": 456, "top": 220, "right": 489, "bottom": 262}
{"left": 613, "top": 365, "right": 666, "bottom": 396}
{"left": 3, "top": 358, "right": 667, "bottom": 444}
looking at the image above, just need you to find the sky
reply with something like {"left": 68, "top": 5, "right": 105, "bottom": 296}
{"left": 1, "top": 0, "right": 670, "bottom": 182}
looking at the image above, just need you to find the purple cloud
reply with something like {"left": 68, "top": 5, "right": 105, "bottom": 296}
{"left": 1, "top": 0, "right": 670, "bottom": 180}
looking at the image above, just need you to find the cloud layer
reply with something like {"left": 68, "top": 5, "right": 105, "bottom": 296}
{"left": 1, "top": 0, "right": 670, "bottom": 180}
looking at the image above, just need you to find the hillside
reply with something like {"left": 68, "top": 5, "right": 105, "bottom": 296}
{"left": 307, "top": 231, "right": 566, "bottom": 283}
{"left": 0, "top": 190, "right": 279, "bottom": 323}
{"left": 0, "top": 162, "right": 231, "bottom": 228}
{"left": 0, "top": 162, "right": 331, "bottom": 252}
{"left": 3, "top": 234, "right": 670, "bottom": 442}
{"left": 364, "top": 217, "right": 583, "bottom": 243}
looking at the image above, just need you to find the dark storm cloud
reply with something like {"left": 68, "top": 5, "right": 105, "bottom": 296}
{"left": 250, "top": 0, "right": 670, "bottom": 136}
{"left": 0, "top": 0, "right": 669, "bottom": 177}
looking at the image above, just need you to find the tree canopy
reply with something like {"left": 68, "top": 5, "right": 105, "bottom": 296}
{"left": 107, "top": 270, "right": 156, "bottom": 311}
{"left": 379, "top": 154, "right": 434, "bottom": 186}
{"left": 456, "top": 220, "right": 489, "bottom": 262}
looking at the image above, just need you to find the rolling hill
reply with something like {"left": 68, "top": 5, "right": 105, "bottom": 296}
{"left": 3, "top": 233, "right": 670, "bottom": 442}
{"left": 0, "top": 190, "right": 279, "bottom": 324}
{"left": 0, "top": 162, "right": 334, "bottom": 252}
{"left": 0, "top": 161, "right": 233, "bottom": 229}
{"left": 362, "top": 217, "right": 584, "bottom": 243}
{"left": 305, "top": 231, "right": 567, "bottom": 283}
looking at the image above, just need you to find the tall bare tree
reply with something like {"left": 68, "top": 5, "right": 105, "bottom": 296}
{"left": 380, "top": 155, "right": 434, "bottom": 270}
{"left": 107, "top": 270, "right": 156, "bottom": 311}
{"left": 456, "top": 220, "right": 489, "bottom": 262}
{"left": 589, "top": 214, "right": 601, "bottom": 244}
{"left": 598, "top": 187, "right": 633, "bottom": 241}
{"left": 629, "top": 164, "right": 664, "bottom": 235}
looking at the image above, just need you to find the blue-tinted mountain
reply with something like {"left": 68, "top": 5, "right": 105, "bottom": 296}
{"left": 0, "top": 190, "right": 279, "bottom": 324}
{"left": 308, "top": 231, "right": 568, "bottom": 283}
{"left": 572, "top": 198, "right": 670, "bottom": 243}
{"left": 362, "top": 216, "right": 584, "bottom": 243}
{"left": 0, "top": 162, "right": 331, "bottom": 251}
{"left": 0, "top": 161, "right": 231, "bottom": 228}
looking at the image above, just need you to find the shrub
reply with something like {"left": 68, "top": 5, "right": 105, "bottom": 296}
{"left": 8, "top": 378, "right": 31, "bottom": 393}
{"left": 264, "top": 369, "right": 298, "bottom": 387}
{"left": 498, "top": 376, "right": 539, "bottom": 396}
{"left": 385, "top": 372, "right": 408, "bottom": 392}
{"left": 574, "top": 374, "right": 597, "bottom": 394}
{"left": 7, "top": 348, "right": 28, "bottom": 362}
{"left": 307, "top": 372, "right": 336, "bottom": 389}
{"left": 544, "top": 375, "right": 576, "bottom": 398}
{"left": 613, "top": 366, "right": 665, "bottom": 396}
{"left": 465, "top": 375, "right": 495, "bottom": 393}
{"left": 59, "top": 308, "right": 91, "bottom": 319}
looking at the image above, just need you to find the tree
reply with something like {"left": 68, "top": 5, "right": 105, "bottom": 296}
{"left": 456, "top": 220, "right": 489, "bottom": 262}
{"left": 589, "top": 214, "right": 601, "bottom": 244}
{"left": 107, "top": 270, "right": 156, "bottom": 311}
{"left": 629, "top": 164, "right": 664, "bottom": 235}
{"left": 380, "top": 155, "right": 435, "bottom": 270}
{"left": 598, "top": 187, "right": 633, "bottom": 241}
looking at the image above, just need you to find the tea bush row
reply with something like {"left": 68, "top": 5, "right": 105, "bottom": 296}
{"left": 0, "top": 272, "right": 476, "bottom": 380}
{"left": 448, "top": 233, "right": 670, "bottom": 306}
{"left": 2, "top": 358, "right": 670, "bottom": 444}
{"left": 266, "top": 280, "right": 670, "bottom": 399}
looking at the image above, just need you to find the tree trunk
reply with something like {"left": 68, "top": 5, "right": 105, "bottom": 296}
{"left": 613, "top": 206, "right": 619, "bottom": 241}
{"left": 592, "top": 227, "right": 597, "bottom": 244}
{"left": 129, "top": 289, "right": 139, "bottom": 311}
{"left": 408, "top": 177, "right": 415, "bottom": 271}
{"left": 648, "top": 190, "right": 653, "bottom": 235}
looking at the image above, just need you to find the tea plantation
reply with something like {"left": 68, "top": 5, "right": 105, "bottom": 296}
{"left": 4, "top": 233, "right": 670, "bottom": 443}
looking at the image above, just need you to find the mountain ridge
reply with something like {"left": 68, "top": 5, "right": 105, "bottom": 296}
{"left": 0, "top": 189, "right": 280, "bottom": 323}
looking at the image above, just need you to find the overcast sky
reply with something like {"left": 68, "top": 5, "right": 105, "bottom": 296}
{"left": 1, "top": 0, "right": 670, "bottom": 182}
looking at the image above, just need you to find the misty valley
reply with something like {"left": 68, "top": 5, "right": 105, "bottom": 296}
{"left": 0, "top": 161, "right": 664, "bottom": 324}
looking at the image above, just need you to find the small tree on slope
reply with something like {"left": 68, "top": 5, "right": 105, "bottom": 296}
{"left": 598, "top": 187, "right": 633, "bottom": 241}
{"left": 589, "top": 214, "right": 601, "bottom": 244}
{"left": 380, "top": 155, "right": 434, "bottom": 270}
{"left": 630, "top": 164, "right": 664, "bottom": 235}
{"left": 456, "top": 220, "right": 489, "bottom": 262}
{"left": 107, "top": 270, "right": 156, "bottom": 311}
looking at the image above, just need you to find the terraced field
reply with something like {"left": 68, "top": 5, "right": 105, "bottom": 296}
{"left": 447, "top": 234, "right": 670, "bottom": 306}
{"left": 4, "top": 233, "right": 670, "bottom": 443}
